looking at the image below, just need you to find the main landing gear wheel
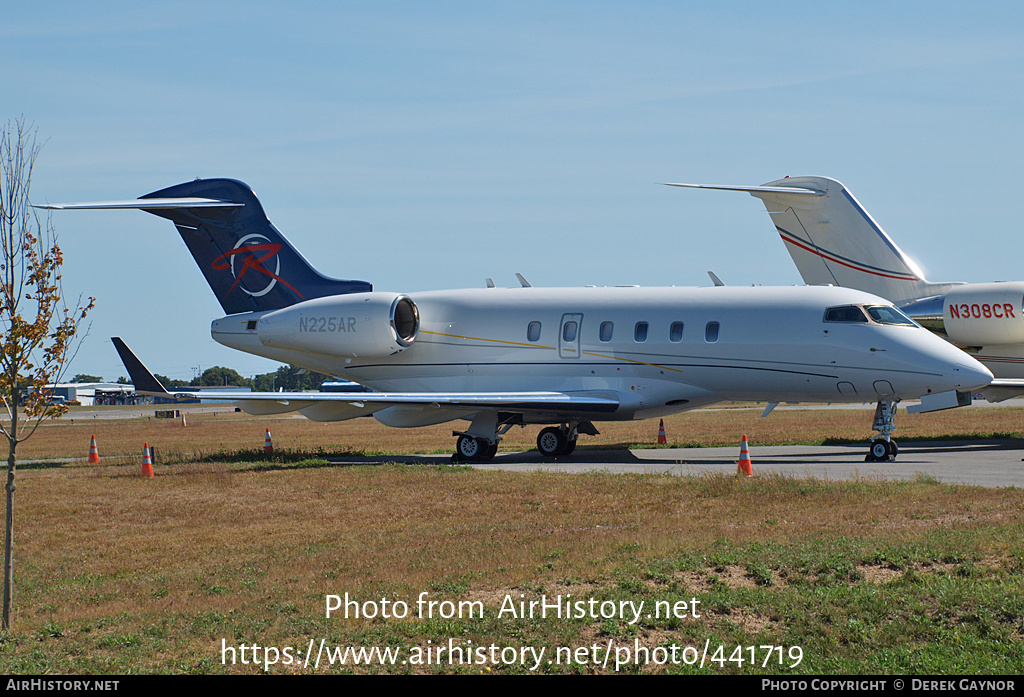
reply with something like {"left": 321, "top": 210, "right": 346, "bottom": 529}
{"left": 537, "top": 427, "right": 577, "bottom": 458}
{"left": 455, "top": 435, "right": 496, "bottom": 462}
{"left": 537, "top": 427, "right": 566, "bottom": 457}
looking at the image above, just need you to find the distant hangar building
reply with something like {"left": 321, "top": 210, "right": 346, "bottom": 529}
{"left": 46, "top": 383, "right": 136, "bottom": 406}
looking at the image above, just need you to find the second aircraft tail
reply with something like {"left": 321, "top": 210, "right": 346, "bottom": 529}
{"left": 669, "top": 176, "right": 959, "bottom": 304}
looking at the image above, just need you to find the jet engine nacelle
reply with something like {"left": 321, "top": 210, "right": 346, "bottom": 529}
{"left": 256, "top": 292, "right": 419, "bottom": 358}
{"left": 942, "top": 282, "right": 1024, "bottom": 346}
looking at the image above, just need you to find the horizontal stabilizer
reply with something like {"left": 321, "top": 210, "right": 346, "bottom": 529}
{"left": 35, "top": 198, "right": 243, "bottom": 210}
{"left": 664, "top": 182, "right": 823, "bottom": 196}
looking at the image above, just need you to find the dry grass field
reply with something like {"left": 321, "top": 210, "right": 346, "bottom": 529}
{"left": 0, "top": 403, "right": 1022, "bottom": 674}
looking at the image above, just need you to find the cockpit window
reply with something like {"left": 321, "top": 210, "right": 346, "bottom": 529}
{"left": 824, "top": 304, "right": 918, "bottom": 327}
{"left": 865, "top": 305, "right": 917, "bottom": 326}
{"left": 824, "top": 305, "right": 869, "bottom": 323}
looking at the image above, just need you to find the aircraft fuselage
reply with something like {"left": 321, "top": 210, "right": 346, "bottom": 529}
{"left": 211, "top": 284, "right": 989, "bottom": 423}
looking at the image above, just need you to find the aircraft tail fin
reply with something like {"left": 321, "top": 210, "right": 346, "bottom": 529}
{"left": 668, "top": 177, "right": 957, "bottom": 304}
{"left": 41, "top": 179, "right": 372, "bottom": 314}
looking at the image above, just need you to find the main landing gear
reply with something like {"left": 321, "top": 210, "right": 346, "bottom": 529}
{"left": 451, "top": 419, "right": 597, "bottom": 461}
{"left": 865, "top": 400, "right": 899, "bottom": 462}
{"left": 451, "top": 411, "right": 509, "bottom": 462}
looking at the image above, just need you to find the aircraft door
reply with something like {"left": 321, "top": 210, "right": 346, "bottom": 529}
{"left": 559, "top": 313, "right": 583, "bottom": 359}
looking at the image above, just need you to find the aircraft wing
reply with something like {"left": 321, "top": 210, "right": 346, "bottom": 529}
{"left": 111, "top": 338, "right": 619, "bottom": 420}
{"left": 978, "top": 378, "right": 1024, "bottom": 404}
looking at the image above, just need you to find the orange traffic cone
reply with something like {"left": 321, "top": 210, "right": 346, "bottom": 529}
{"left": 737, "top": 435, "right": 753, "bottom": 477}
{"left": 657, "top": 419, "right": 667, "bottom": 445}
{"left": 88, "top": 435, "right": 100, "bottom": 463}
{"left": 264, "top": 428, "right": 274, "bottom": 454}
{"left": 142, "top": 443, "right": 155, "bottom": 478}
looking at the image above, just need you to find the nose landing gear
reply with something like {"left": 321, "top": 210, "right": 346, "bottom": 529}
{"left": 865, "top": 400, "right": 899, "bottom": 462}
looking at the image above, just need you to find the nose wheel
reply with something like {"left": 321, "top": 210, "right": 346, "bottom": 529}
{"left": 866, "top": 438, "right": 898, "bottom": 462}
{"left": 865, "top": 400, "right": 899, "bottom": 462}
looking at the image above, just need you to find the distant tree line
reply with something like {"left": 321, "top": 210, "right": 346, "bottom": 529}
{"left": 70, "top": 365, "right": 334, "bottom": 391}
{"left": 132, "top": 364, "right": 333, "bottom": 391}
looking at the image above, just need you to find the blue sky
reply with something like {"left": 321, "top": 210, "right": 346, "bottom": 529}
{"left": 4, "top": 2, "right": 1023, "bottom": 382}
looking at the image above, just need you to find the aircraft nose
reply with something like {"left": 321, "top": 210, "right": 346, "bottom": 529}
{"left": 906, "top": 333, "right": 993, "bottom": 395}
{"left": 951, "top": 356, "right": 993, "bottom": 392}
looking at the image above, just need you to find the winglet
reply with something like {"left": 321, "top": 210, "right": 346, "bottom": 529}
{"left": 111, "top": 337, "right": 170, "bottom": 396}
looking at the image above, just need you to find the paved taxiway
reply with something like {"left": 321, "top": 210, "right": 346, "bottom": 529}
{"left": 326, "top": 440, "right": 1024, "bottom": 488}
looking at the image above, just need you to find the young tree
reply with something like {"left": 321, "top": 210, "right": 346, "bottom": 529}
{"left": 0, "top": 118, "right": 94, "bottom": 630}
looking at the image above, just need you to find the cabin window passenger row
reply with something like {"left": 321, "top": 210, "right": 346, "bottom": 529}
{"left": 531, "top": 319, "right": 716, "bottom": 343}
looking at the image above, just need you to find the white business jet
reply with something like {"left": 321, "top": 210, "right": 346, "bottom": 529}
{"left": 40, "top": 178, "right": 992, "bottom": 462}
